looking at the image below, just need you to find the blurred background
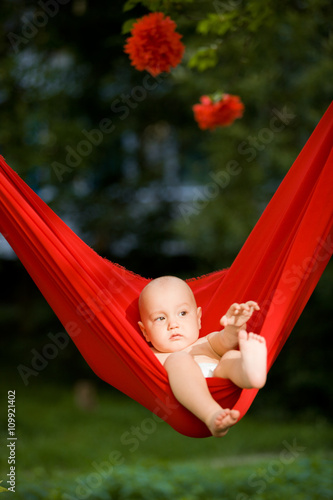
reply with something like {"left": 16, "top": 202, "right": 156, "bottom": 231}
{"left": 0, "top": 0, "right": 332, "bottom": 498}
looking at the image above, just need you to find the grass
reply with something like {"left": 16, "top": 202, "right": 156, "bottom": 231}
{"left": 0, "top": 380, "right": 332, "bottom": 499}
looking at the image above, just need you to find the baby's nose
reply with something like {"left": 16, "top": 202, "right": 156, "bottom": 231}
{"left": 168, "top": 317, "right": 179, "bottom": 329}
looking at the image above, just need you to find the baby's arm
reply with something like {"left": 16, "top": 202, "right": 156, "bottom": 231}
{"left": 208, "top": 301, "right": 260, "bottom": 356}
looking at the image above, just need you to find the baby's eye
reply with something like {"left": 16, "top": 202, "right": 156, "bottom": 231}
{"left": 179, "top": 311, "right": 187, "bottom": 317}
{"left": 155, "top": 316, "right": 165, "bottom": 322}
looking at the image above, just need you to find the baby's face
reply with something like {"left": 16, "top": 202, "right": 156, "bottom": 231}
{"left": 138, "top": 277, "right": 202, "bottom": 353}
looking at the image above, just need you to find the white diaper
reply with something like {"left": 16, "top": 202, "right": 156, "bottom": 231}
{"left": 198, "top": 362, "right": 218, "bottom": 378}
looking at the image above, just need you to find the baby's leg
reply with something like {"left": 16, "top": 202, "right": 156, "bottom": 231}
{"left": 214, "top": 331, "right": 267, "bottom": 389}
{"left": 164, "top": 352, "right": 240, "bottom": 437}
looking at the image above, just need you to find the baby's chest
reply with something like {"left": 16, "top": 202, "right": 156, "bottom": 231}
{"left": 187, "top": 339, "right": 220, "bottom": 361}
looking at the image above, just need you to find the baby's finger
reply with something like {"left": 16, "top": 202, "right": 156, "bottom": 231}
{"left": 245, "top": 301, "right": 260, "bottom": 310}
{"left": 231, "top": 303, "right": 240, "bottom": 313}
{"left": 237, "top": 302, "right": 251, "bottom": 312}
{"left": 220, "top": 315, "right": 228, "bottom": 326}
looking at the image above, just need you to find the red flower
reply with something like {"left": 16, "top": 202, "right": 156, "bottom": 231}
{"left": 124, "top": 12, "right": 185, "bottom": 77}
{"left": 193, "top": 94, "right": 244, "bottom": 130}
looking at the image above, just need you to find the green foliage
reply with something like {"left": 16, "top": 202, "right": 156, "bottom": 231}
{"left": 0, "top": 481, "right": 8, "bottom": 493}
{"left": 0, "top": 382, "right": 332, "bottom": 497}
{"left": 196, "top": 12, "right": 239, "bottom": 36}
{"left": 123, "top": 0, "right": 143, "bottom": 12}
{"left": 188, "top": 46, "right": 219, "bottom": 71}
{"left": 121, "top": 18, "right": 136, "bottom": 34}
{"left": 5, "top": 458, "right": 333, "bottom": 499}
{"left": 123, "top": 0, "right": 195, "bottom": 14}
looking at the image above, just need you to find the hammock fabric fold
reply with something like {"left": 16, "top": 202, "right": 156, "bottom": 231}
{"left": 0, "top": 102, "right": 332, "bottom": 438}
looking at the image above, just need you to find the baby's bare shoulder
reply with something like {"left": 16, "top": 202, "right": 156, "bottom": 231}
{"left": 152, "top": 350, "right": 171, "bottom": 365}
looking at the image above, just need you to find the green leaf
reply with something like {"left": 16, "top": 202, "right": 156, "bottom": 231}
{"left": 197, "top": 12, "right": 238, "bottom": 36}
{"left": 140, "top": 0, "right": 165, "bottom": 11}
{"left": 188, "top": 46, "right": 219, "bottom": 71}
{"left": 0, "top": 481, "right": 8, "bottom": 493}
{"left": 123, "top": 0, "right": 141, "bottom": 12}
{"left": 122, "top": 18, "right": 136, "bottom": 34}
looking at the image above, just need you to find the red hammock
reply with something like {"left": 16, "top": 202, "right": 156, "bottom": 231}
{"left": 0, "top": 103, "right": 332, "bottom": 438}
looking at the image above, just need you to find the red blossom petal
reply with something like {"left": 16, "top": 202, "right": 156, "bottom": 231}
{"left": 193, "top": 94, "right": 244, "bottom": 130}
{"left": 124, "top": 12, "right": 185, "bottom": 76}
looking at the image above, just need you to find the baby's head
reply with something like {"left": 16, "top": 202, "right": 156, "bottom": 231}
{"left": 138, "top": 276, "right": 202, "bottom": 353}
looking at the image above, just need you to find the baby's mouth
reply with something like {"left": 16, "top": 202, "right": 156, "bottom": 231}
{"left": 170, "top": 333, "right": 183, "bottom": 340}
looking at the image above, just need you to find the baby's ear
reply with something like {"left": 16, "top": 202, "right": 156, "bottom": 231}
{"left": 197, "top": 307, "right": 202, "bottom": 329}
{"left": 138, "top": 321, "right": 149, "bottom": 341}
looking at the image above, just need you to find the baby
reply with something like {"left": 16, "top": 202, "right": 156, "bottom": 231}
{"left": 138, "top": 275, "right": 267, "bottom": 437}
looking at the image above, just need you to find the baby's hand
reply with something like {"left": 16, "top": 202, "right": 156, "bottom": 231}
{"left": 220, "top": 301, "right": 260, "bottom": 330}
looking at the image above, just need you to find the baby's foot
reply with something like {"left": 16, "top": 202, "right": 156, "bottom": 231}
{"left": 207, "top": 408, "right": 240, "bottom": 437}
{"left": 238, "top": 330, "right": 267, "bottom": 389}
